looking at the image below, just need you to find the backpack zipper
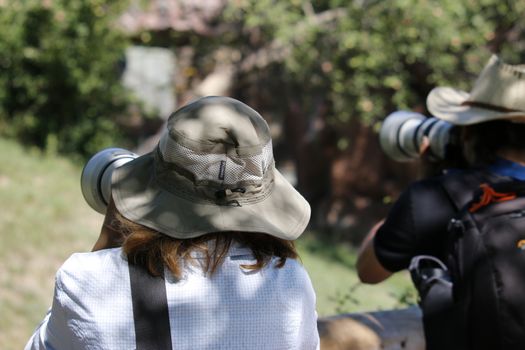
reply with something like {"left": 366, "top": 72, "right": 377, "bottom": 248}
{"left": 508, "top": 210, "right": 525, "bottom": 219}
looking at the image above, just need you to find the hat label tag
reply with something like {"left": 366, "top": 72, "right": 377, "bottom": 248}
{"left": 218, "top": 160, "right": 226, "bottom": 180}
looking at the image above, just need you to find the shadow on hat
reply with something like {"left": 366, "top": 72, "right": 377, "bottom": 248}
{"left": 111, "top": 96, "right": 311, "bottom": 241}
{"left": 427, "top": 55, "right": 525, "bottom": 125}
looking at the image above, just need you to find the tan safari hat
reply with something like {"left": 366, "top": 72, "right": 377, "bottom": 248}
{"left": 111, "top": 96, "right": 311, "bottom": 240}
{"left": 427, "top": 55, "right": 525, "bottom": 125}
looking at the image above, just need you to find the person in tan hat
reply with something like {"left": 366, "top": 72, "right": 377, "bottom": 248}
{"left": 25, "top": 96, "right": 320, "bottom": 350}
{"left": 356, "top": 55, "right": 525, "bottom": 350}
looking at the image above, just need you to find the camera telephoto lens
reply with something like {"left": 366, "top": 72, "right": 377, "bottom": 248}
{"left": 81, "top": 148, "right": 138, "bottom": 214}
{"left": 379, "top": 111, "right": 426, "bottom": 162}
{"left": 379, "top": 111, "right": 455, "bottom": 162}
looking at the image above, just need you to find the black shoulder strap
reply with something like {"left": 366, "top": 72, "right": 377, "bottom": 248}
{"left": 441, "top": 170, "right": 525, "bottom": 211}
{"left": 439, "top": 170, "right": 488, "bottom": 210}
{"left": 128, "top": 259, "right": 173, "bottom": 350}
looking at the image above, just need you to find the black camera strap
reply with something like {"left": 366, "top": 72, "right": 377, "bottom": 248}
{"left": 128, "top": 259, "right": 173, "bottom": 350}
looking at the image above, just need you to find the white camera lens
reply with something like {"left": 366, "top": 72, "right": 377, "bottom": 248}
{"left": 81, "top": 148, "right": 138, "bottom": 214}
{"left": 379, "top": 111, "right": 455, "bottom": 162}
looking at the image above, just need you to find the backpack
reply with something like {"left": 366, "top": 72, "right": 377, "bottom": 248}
{"left": 410, "top": 173, "right": 525, "bottom": 350}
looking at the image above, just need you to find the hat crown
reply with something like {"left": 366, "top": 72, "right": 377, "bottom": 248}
{"left": 158, "top": 96, "right": 274, "bottom": 187}
{"left": 111, "top": 96, "right": 311, "bottom": 240}
{"left": 168, "top": 96, "right": 271, "bottom": 151}
{"left": 468, "top": 55, "right": 525, "bottom": 111}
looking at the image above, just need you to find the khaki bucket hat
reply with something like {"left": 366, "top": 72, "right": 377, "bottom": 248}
{"left": 111, "top": 96, "right": 311, "bottom": 240}
{"left": 427, "top": 55, "right": 525, "bottom": 125}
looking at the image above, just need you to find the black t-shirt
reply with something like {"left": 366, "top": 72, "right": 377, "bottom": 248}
{"left": 374, "top": 169, "right": 504, "bottom": 272}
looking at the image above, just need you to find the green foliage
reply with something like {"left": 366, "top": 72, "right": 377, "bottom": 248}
{"left": 0, "top": 0, "right": 131, "bottom": 157}
{"left": 0, "top": 137, "right": 101, "bottom": 350}
{"left": 224, "top": 0, "right": 525, "bottom": 129}
{"left": 296, "top": 233, "right": 416, "bottom": 315}
{"left": 329, "top": 282, "right": 417, "bottom": 314}
{"left": 3, "top": 0, "right": 523, "bottom": 157}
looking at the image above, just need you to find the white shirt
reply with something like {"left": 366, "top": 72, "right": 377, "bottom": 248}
{"left": 25, "top": 246, "right": 320, "bottom": 350}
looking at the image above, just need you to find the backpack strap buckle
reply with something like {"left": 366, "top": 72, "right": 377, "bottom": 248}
{"left": 409, "top": 255, "right": 454, "bottom": 315}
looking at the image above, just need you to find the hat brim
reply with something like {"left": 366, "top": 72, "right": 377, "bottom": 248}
{"left": 111, "top": 153, "right": 311, "bottom": 241}
{"left": 427, "top": 87, "right": 525, "bottom": 125}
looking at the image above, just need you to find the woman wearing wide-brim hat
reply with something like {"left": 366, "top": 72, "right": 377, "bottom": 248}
{"left": 357, "top": 55, "right": 525, "bottom": 350}
{"left": 26, "top": 96, "right": 320, "bottom": 350}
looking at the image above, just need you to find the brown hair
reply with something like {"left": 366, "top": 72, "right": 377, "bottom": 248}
{"left": 110, "top": 209, "right": 299, "bottom": 278}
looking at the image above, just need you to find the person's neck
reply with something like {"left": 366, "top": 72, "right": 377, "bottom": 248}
{"left": 497, "top": 149, "right": 525, "bottom": 166}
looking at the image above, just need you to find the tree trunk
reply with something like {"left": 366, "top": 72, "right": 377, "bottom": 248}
{"left": 318, "top": 306, "right": 425, "bottom": 350}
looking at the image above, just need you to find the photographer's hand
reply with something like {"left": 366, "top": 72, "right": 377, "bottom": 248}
{"left": 418, "top": 135, "right": 448, "bottom": 178}
{"left": 419, "top": 136, "right": 430, "bottom": 156}
{"left": 92, "top": 198, "right": 128, "bottom": 251}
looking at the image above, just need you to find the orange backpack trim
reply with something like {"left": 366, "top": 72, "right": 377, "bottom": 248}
{"left": 468, "top": 183, "right": 517, "bottom": 213}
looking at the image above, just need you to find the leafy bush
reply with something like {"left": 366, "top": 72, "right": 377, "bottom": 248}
{"left": 225, "top": 0, "right": 525, "bottom": 128}
{"left": 0, "top": 0, "right": 130, "bottom": 157}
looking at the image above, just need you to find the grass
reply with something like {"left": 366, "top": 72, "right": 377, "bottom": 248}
{"left": 297, "top": 234, "right": 415, "bottom": 316}
{"left": 0, "top": 138, "right": 102, "bottom": 350}
{"left": 0, "top": 137, "right": 415, "bottom": 350}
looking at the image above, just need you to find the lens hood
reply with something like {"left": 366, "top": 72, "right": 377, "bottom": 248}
{"left": 379, "top": 111, "right": 426, "bottom": 162}
{"left": 81, "top": 148, "right": 138, "bottom": 214}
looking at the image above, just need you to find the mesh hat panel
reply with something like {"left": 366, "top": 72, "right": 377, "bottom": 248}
{"left": 159, "top": 133, "right": 274, "bottom": 186}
